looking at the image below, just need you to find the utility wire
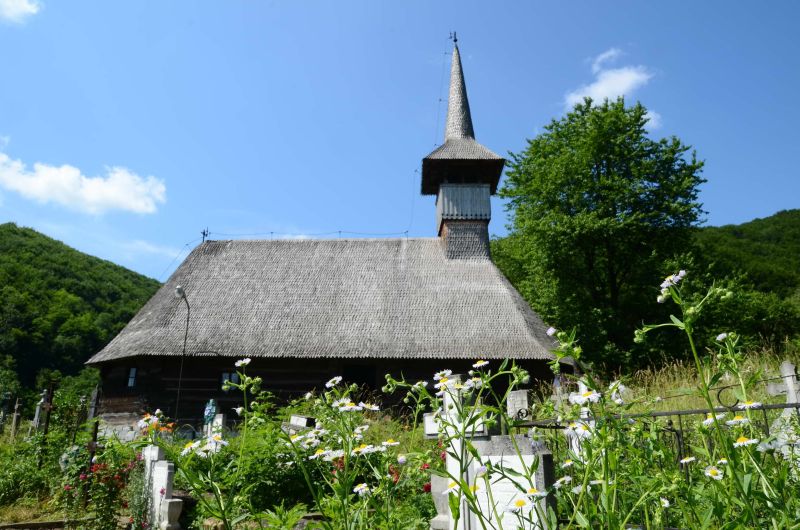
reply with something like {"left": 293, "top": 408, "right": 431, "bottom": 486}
{"left": 208, "top": 230, "right": 411, "bottom": 238}
{"left": 157, "top": 238, "right": 201, "bottom": 281}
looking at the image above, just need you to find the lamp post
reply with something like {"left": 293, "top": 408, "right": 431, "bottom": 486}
{"left": 174, "top": 285, "right": 190, "bottom": 422}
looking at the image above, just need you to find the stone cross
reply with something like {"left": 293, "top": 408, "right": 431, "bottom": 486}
{"left": 143, "top": 445, "right": 183, "bottom": 529}
{"left": 10, "top": 398, "right": 21, "bottom": 439}
{"left": 766, "top": 361, "right": 800, "bottom": 466}
{"left": 28, "top": 389, "right": 48, "bottom": 436}
{"left": 204, "top": 413, "right": 226, "bottom": 439}
{"left": 507, "top": 389, "right": 531, "bottom": 421}
{"left": 428, "top": 375, "right": 552, "bottom": 530}
{"left": 767, "top": 361, "right": 799, "bottom": 404}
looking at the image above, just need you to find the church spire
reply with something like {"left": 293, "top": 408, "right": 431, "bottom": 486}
{"left": 444, "top": 44, "right": 475, "bottom": 140}
{"left": 421, "top": 38, "right": 505, "bottom": 197}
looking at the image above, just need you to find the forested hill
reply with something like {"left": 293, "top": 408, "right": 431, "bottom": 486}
{"left": 696, "top": 209, "right": 800, "bottom": 298}
{"left": 0, "top": 223, "right": 160, "bottom": 387}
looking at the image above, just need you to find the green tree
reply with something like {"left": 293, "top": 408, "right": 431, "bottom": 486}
{"left": 496, "top": 97, "right": 705, "bottom": 370}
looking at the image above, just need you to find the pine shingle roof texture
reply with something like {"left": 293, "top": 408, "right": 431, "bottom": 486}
{"left": 87, "top": 239, "right": 555, "bottom": 363}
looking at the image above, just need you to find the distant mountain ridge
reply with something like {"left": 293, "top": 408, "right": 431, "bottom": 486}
{"left": 0, "top": 223, "right": 160, "bottom": 386}
{"left": 696, "top": 209, "right": 800, "bottom": 298}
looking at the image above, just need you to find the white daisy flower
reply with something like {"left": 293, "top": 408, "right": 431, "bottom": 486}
{"left": 325, "top": 376, "right": 342, "bottom": 388}
{"left": 351, "top": 444, "right": 375, "bottom": 456}
{"left": 235, "top": 358, "right": 251, "bottom": 367}
{"left": 660, "top": 497, "right": 670, "bottom": 508}
{"left": 233, "top": 407, "right": 244, "bottom": 416}
{"left": 359, "top": 402, "right": 380, "bottom": 411}
{"left": 434, "top": 377, "right": 450, "bottom": 389}
{"left": 569, "top": 390, "right": 601, "bottom": 405}
{"left": 472, "top": 360, "right": 489, "bottom": 368}
{"left": 412, "top": 381, "right": 428, "bottom": 390}
{"left": 526, "top": 486, "right": 547, "bottom": 498}
{"left": 382, "top": 438, "right": 400, "bottom": 447}
{"left": 702, "top": 413, "right": 726, "bottom": 426}
{"left": 181, "top": 440, "right": 201, "bottom": 457}
{"left": 288, "top": 433, "right": 305, "bottom": 444}
{"left": 561, "top": 459, "right": 574, "bottom": 469}
{"left": 726, "top": 415, "right": 749, "bottom": 426}
{"left": 353, "top": 483, "right": 370, "bottom": 496}
{"left": 443, "top": 481, "right": 460, "bottom": 494}
{"left": 300, "top": 437, "right": 320, "bottom": 450}
{"left": 717, "top": 458, "right": 728, "bottom": 465}
{"left": 737, "top": 400, "right": 762, "bottom": 410}
{"left": 716, "top": 333, "right": 728, "bottom": 342}
{"left": 734, "top": 436, "right": 759, "bottom": 448}
{"left": 553, "top": 476, "right": 572, "bottom": 489}
{"left": 304, "top": 392, "right": 313, "bottom": 400}
{"left": 309, "top": 448, "right": 329, "bottom": 460}
{"left": 679, "top": 456, "right": 696, "bottom": 464}
{"left": 571, "top": 484, "right": 590, "bottom": 495}
{"left": 322, "top": 449, "right": 344, "bottom": 461}
{"left": 505, "top": 497, "right": 532, "bottom": 513}
{"left": 338, "top": 401, "right": 363, "bottom": 412}
{"left": 434, "top": 370, "right": 452, "bottom": 380}
{"left": 354, "top": 424, "right": 370, "bottom": 434}
{"left": 566, "top": 421, "right": 592, "bottom": 439}
{"left": 704, "top": 465, "right": 724, "bottom": 480}
{"left": 204, "top": 434, "right": 229, "bottom": 452}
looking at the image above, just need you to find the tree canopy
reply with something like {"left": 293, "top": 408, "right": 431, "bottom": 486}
{"left": 495, "top": 98, "right": 706, "bottom": 370}
{"left": 0, "top": 223, "right": 160, "bottom": 389}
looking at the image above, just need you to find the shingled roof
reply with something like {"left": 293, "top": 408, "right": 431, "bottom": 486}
{"left": 88, "top": 239, "right": 555, "bottom": 364}
{"left": 421, "top": 44, "right": 505, "bottom": 195}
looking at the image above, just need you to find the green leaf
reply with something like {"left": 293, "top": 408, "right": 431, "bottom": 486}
{"left": 669, "top": 314, "right": 685, "bottom": 329}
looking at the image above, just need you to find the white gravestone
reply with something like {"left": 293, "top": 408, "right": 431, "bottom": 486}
{"left": 143, "top": 445, "right": 183, "bottom": 529}
{"left": 431, "top": 376, "right": 551, "bottom": 530}
{"left": 767, "top": 361, "right": 800, "bottom": 467}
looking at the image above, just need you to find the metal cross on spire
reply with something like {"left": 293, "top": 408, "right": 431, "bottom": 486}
{"left": 449, "top": 31, "right": 457, "bottom": 44}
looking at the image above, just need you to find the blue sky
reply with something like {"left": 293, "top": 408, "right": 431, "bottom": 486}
{"left": 1, "top": 1, "right": 798, "bottom": 280}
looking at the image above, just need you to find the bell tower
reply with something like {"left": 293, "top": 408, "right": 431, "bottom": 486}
{"left": 421, "top": 39, "right": 505, "bottom": 259}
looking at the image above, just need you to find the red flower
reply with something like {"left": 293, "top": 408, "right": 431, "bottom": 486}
{"left": 64, "top": 485, "right": 72, "bottom": 491}
{"left": 421, "top": 463, "right": 430, "bottom": 470}
{"left": 440, "top": 451, "right": 447, "bottom": 462}
{"left": 79, "top": 474, "right": 87, "bottom": 480}
{"left": 423, "top": 482, "right": 431, "bottom": 493}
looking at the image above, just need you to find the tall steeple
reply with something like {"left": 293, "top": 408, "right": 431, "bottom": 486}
{"left": 422, "top": 38, "right": 505, "bottom": 259}
{"left": 444, "top": 44, "right": 475, "bottom": 140}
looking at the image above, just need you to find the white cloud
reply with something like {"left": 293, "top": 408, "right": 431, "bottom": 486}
{"left": 0, "top": 0, "right": 40, "bottom": 23}
{"left": 565, "top": 48, "right": 663, "bottom": 131}
{"left": 565, "top": 66, "right": 653, "bottom": 108}
{"left": 645, "top": 110, "right": 662, "bottom": 130}
{"left": 591, "top": 48, "right": 622, "bottom": 74}
{"left": 0, "top": 153, "right": 166, "bottom": 214}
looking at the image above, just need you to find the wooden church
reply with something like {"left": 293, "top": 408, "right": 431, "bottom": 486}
{"left": 87, "top": 42, "right": 557, "bottom": 423}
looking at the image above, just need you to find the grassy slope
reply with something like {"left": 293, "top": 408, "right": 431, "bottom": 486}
{"left": 0, "top": 223, "right": 160, "bottom": 384}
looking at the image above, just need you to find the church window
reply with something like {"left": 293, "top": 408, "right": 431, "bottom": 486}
{"left": 221, "top": 372, "right": 240, "bottom": 392}
{"left": 127, "top": 367, "right": 137, "bottom": 388}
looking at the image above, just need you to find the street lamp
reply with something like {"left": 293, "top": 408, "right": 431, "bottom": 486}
{"left": 174, "top": 285, "right": 190, "bottom": 421}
